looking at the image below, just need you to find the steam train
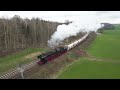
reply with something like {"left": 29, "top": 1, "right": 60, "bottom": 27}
{"left": 37, "top": 32, "right": 89, "bottom": 65}
{"left": 37, "top": 46, "right": 68, "bottom": 64}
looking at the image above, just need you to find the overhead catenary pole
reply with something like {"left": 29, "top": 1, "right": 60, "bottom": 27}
{"left": 17, "top": 64, "right": 25, "bottom": 79}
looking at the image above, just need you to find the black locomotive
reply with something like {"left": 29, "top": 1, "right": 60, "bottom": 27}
{"left": 37, "top": 46, "right": 68, "bottom": 64}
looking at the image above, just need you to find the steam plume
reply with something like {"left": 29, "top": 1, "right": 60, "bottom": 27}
{"left": 47, "top": 14, "right": 103, "bottom": 49}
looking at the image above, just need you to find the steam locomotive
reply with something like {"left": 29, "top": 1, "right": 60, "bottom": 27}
{"left": 37, "top": 46, "right": 68, "bottom": 64}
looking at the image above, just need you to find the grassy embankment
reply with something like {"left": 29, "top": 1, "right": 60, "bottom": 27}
{"left": 0, "top": 48, "right": 47, "bottom": 75}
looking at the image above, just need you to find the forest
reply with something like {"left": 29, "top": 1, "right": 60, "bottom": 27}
{"left": 0, "top": 15, "right": 62, "bottom": 56}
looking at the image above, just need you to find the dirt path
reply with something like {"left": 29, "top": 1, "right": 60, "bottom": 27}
{"left": 24, "top": 52, "right": 41, "bottom": 59}
{"left": 85, "top": 54, "right": 120, "bottom": 63}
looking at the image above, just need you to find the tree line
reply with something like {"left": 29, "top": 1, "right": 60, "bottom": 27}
{"left": 0, "top": 15, "right": 61, "bottom": 54}
{"left": 97, "top": 23, "right": 115, "bottom": 33}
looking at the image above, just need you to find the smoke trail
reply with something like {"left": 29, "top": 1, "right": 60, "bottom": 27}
{"left": 47, "top": 13, "right": 103, "bottom": 49}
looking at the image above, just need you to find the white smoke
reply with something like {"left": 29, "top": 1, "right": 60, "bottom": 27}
{"left": 47, "top": 13, "right": 103, "bottom": 49}
{"left": 47, "top": 11, "right": 117, "bottom": 48}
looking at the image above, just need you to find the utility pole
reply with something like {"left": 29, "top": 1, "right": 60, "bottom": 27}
{"left": 17, "top": 64, "right": 25, "bottom": 79}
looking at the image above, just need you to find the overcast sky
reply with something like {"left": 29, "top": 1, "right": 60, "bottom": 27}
{"left": 0, "top": 11, "right": 120, "bottom": 23}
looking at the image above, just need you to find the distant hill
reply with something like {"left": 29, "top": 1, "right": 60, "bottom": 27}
{"left": 97, "top": 23, "right": 115, "bottom": 33}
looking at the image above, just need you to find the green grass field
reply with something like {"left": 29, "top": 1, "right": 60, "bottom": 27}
{"left": 58, "top": 59, "right": 120, "bottom": 79}
{"left": 87, "top": 29, "right": 120, "bottom": 60}
{"left": 58, "top": 25, "right": 120, "bottom": 79}
{"left": 0, "top": 48, "right": 47, "bottom": 75}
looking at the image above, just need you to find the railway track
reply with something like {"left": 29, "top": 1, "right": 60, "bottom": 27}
{"left": 0, "top": 32, "right": 90, "bottom": 79}
{"left": 0, "top": 59, "right": 40, "bottom": 79}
